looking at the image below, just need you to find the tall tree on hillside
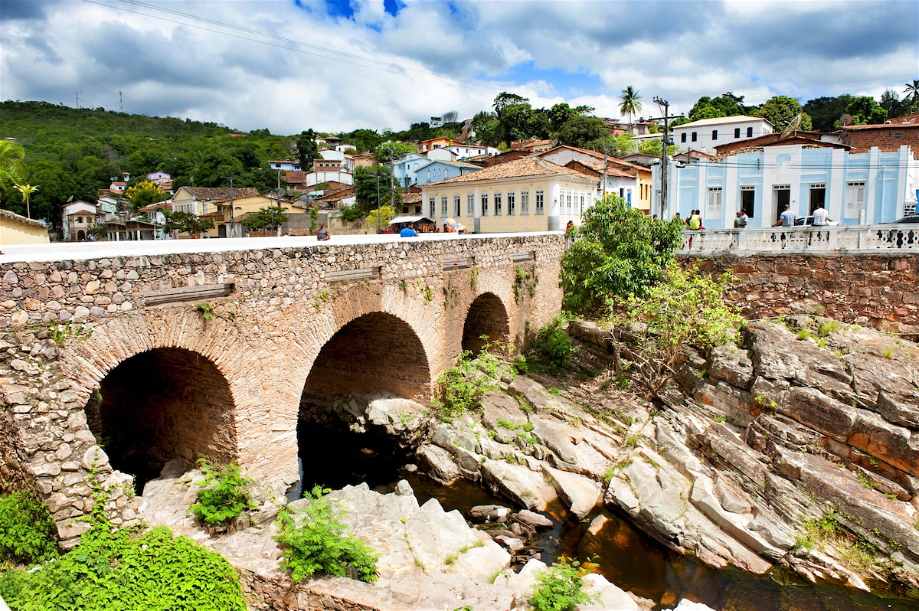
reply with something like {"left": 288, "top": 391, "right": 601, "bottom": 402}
{"left": 904, "top": 80, "right": 919, "bottom": 106}
{"left": 470, "top": 111, "right": 501, "bottom": 147}
{"left": 688, "top": 92, "right": 747, "bottom": 122}
{"left": 756, "top": 96, "right": 812, "bottom": 132}
{"left": 843, "top": 96, "right": 887, "bottom": 126}
{"left": 802, "top": 95, "right": 853, "bottom": 131}
{"left": 493, "top": 92, "right": 529, "bottom": 116}
{"left": 555, "top": 115, "right": 606, "bottom": 148}
{"left": 295, "top": 130, "right": 319, "bottom": 169}
{"left": 354, "top": 165, "right": 398, "bottom": 213}
{"left": 880, "top": 90, "right": 902, "bottom": 117}
{"left": 619, "top": 86, "right": 642, "bottom": 132}
{"left": 126, "top": 180, "right": 169, "bottom": 210}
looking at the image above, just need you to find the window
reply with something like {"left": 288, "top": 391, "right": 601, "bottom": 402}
{"left": 481, "top": 193, "right": 489, "bottom": 216}
{"left": 579, "top": 194, "right": 585, "bottom": 215}
{"left": 740, "top": 185, "right": 755, "bottom": 217}
{"left": 494, "top": 192, "right": 503, "bottom": 215}
{"left": 808, "top": 183, "right": 826, "bottom": 214}
{"left": 706, "top": 187, "right": 723, "bottom": 219}
{"left": 712, "top": 129, "right": 718, "bottom": 141}
{"left": 681, "top": 132, "right": 687, "bottom": 143}
{"left": 429, "top": 197, "right": 435, "bottom": 218}
{"left": 846, "top": 182, "right": 865, "bottom": 218}
{"left": 746, "top": 126, "right": 753, "bottom": 137}
{"left": 734, "top": 127, "right": 740, "bottom": 138}
{"left": 441, "top": 196, "right": 448, "bottom": 216}
{"left": 691, "top": 132, "right": 697, "bottom": 142}
{"left": 467, "top": 194, "right": 474, "bottom": 216}
{"left": 566, "top": 192, "right": 572, "bottom": 212}
{"left": 454, "top": 195, "right": 461, "bottom": 217}
{"left": 521, "top": 191, "right": 529, "bottom": 214}
{"left": 507, "top": 192, "right": 515, "bottom": 215}
{"left": 535, "top": 190, "right": 544, "bottom": 215}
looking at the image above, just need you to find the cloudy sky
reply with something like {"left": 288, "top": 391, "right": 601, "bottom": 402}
{"left": 2, "top": 0, "right": 917, "bottom": 134}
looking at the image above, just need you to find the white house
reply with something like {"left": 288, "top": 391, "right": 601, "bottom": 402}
{"left": 672, "top": 116, "right": 773, "bottom": 153}
{"left": 447, "top": 144, "right": 499, "bottom": 160}
{"left": 62, "top": 200, "right": 98, "bottom": 241}
{"left": 426, "top": 148, "right": 458, "bottom": 162}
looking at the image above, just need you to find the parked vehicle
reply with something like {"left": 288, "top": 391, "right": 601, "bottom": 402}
{"left": 890, "top": 215, "right": 919, "bottom": 224}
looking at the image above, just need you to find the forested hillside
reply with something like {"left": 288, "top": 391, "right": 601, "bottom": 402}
{"left": 0, "top": 101, "right": 293, "bottom": 224}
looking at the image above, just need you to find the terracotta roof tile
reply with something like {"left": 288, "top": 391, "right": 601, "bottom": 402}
{"left": 178, "top": 187, "right": 259, "bottom": 201}
{"left": 428, "top": 157, "right": 593, "bottom": 186}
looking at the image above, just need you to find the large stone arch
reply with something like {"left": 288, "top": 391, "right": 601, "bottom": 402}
{"left": 461, "top": 292, "right": 510, "bottom": 354}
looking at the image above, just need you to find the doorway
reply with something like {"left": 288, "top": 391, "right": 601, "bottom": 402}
{"left": 773, "top": 186, "right": 790, "bottom": 222}
{"left": 740, "top": 187, "right": 755, "bottom": 218}
{"left": 809, "top": 184, "right": 826, "bottom": 214}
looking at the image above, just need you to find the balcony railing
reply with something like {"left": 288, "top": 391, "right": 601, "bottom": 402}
{"left": 679, "top": 224, "right": 919, "bottom": 255}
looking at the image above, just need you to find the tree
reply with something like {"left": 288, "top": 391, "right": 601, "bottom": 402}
{"left": 587, "top": 134, "right": 635, "bottom": 157}
{"left": 879, "top": 90, "right": 902, "bottom": 117}
{"left": 125, "top": 180, "right": 168, "bottom": 210}
{"left": 13, "top": 183, "right": 39, "bottom": 218}
{"left": 365, "top": 205, "right": 396, "bottom": 233}
{"left": 688, "top": 92, "right": 748, "bottom": 122}
{"left": 841, "top": 96, "right": 887, "bottom": 126}
{"left": 619, "top": 86, "right": 642, "bottom": 132}
{"left": 756, "top": 96, "right": 812, "bottom": 132}
{"left": 162, "top": 210, "right": 214, "bottom": 238}
{"left": 0, "top": 141, "right": 25, "bottom": 186}
{"left": 241, "top": 206, "right": 288, "bottom": 234}
{"left": 560, "top": 195, "right": 684, "bottom": 315}
{"left": 354, "top": 165, "right": 397, "bottom": 213}
{"left": 374, "top": 141, "right": 415, "bottom": 162}
{"left": 802, "top": 95, "right": 854, "bottom": 131}
{"left": 904, "top": 79, "right": 919, "bottom": 106}
{"left": 295, "top": 130, "right": 319, "bottom": 170}
{"left": 493, "top": 92, "right": 529, "bottom": 116}
{"left": 471, "top": 111, "right": 501, "bottom": 147}
{"left": 638, "top": 139, "right": 677, "bottom": 157}
{"left": 555, "top": 115, "right": 606, "bottom": 148}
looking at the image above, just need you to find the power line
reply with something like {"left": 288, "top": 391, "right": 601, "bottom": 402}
{"left": 82, "top": 0, "right": 404, "bottom": 76}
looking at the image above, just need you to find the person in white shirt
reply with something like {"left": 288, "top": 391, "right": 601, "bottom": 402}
{"left": 775, "top": 204, "right": 796, "bottom": 227}
{"left": 812, "top": 206, "right": 830, "bottom": 226}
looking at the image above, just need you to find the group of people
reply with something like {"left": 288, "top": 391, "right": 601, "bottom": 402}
{"left": 674, "top": 203, "right": 832, "bottom": 230}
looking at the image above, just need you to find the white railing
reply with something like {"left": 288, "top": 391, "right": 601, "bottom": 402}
{"left": 680, "top": 224, "right": 919, "bottom": 254}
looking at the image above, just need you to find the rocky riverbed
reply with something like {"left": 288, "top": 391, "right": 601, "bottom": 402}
{"left": 135, "top": 314, "right": 918, "bottom": 610}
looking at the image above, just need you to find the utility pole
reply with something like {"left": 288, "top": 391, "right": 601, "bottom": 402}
{"left": 228, "top": 176, "right": 235, "bottom": 238}
{"left": 601, "top": 143, "right": 608, "bottom": 200}
{"left": 119, "top": 90, "right": 124, "bottom": 113}
{"left": 74, "top": 91, "right": 80, "bottom": 108}
{"left": 651, "top": 97, "right": 677, "bottom": 218}
{"left": 375, "top": 168, "right": 381, "bottom": 233}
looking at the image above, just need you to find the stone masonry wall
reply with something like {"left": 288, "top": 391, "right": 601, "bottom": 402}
{"left": 0, "top": 235, "right": 564, "bottom": 545}
{"left": 684, "top": 253, "right": 919, "bottom": 334}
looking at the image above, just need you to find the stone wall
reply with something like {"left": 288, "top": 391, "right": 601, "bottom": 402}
{"left": 0, "top": 235, "right": 564, "bottom": 545}
{"left": 683, "top": 253, "right": 919, "bottom": 333}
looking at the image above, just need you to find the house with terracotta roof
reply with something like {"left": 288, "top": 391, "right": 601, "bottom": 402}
{"left": 656, "top": 132, "right": 919, "bottom": 227}
{"left": 421, "top": 156, "right": 597, "bottom": 233}
{"left": 413, "top": 160, "right": 481, "bottom": 186}
{"left": 538, "top": 145, "right": 653, "bottom": 212}
{"left": 510, "top": 138, "right": 555, "bottom": 153}
{"left": 837, "top": 113, "right": 919, "bottom": 156}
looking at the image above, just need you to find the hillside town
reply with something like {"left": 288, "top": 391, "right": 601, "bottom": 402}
{"left": 2, "top": 96, "right": 918, "bottom": 246}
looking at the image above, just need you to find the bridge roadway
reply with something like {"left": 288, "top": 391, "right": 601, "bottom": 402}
{"left": 0, "top": 231, "right": 565, "bottom": 544}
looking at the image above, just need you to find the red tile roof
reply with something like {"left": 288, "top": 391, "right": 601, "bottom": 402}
{"left": 428, "top": 156, "right": 593, "bottom": 186}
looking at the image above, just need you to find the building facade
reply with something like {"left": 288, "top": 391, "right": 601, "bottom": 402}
{"left": 653, "top": 143, "right": 919, "bottom": 228}
{"left": 421, "top": 157, "right": 597, "bottom": 233}
{"left": 413, "top": 160, "right": 481, "bottom": 186}
{"left": 62, "top": 201, "right": 98, "bottom": 241}
{"left": 672, "top": 116, "right": 773, "bottom": 153}
{"left": 0, "top": 209, "right": 49, "bottom": 245}
{"left": 538, "top": 145, "right": 653, "bottom": 212}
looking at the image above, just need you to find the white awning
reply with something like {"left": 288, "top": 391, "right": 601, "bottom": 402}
{"left": 389, "top": 215, "right": 433, "bottom": 225}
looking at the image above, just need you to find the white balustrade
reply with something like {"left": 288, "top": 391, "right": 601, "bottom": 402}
{"left": 679, "top": 224, "right": 919, "bottom": 255}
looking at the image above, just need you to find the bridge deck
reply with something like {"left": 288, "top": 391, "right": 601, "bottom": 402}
{"left": 0, "top": 231, "right": 562, "bottom": 263}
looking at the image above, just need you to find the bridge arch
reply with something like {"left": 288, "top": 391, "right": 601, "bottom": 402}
{"left": 461, "top": 291, "right": 510, "bottom": 354}
{"left": 85, "top": 346, "right": 237, "bottom": 489}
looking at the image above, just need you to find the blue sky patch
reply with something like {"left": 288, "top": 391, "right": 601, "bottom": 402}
{"left": 495, "top": 61, "right": 604, "bottom": 99}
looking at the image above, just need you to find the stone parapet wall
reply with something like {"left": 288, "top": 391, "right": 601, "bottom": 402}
{"left": 683, "top": 253, "right": 919, "bottom": 333}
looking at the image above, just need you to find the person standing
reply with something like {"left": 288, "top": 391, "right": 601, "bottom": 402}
{"left": 734, "top": 210, "right": 748, "bottom": 228}
{"left": 688, "top": 209, "right": 703, "bottom": 230}
{"left": 316, "top": 224, "right": 330, "bottom": 241}
{"left": 812, "top": 205, "right": 830, "bottom": 226}
{"left": 775, "top": 204, "right": 796, "bottom": 227}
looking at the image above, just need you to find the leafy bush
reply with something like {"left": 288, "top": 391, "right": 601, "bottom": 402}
{"left": 190, "top": 462, "right": 256, "bottom": 526}
{"left": 528, "top": 316, "right": 574, "bottom": 371}
{"left": 340, "top": 205, "right": 364, "bottom": 222}
{"left": 529, "top": 558, "right": 590, "bottom": 611}
{"left": 611, "top": 264, "right": 742, "bottom": 395}
{"left": 0, "top": 523, "right": 246, "bottom": 610}
{"left": 275, "top": 486, "right": 378, "bottom": 583}
{"left": 561, "top": 195, "right": 684, "bottom": 315}
{"left": 432, "top": 349, "right": 514, "bottom": 420}
{"left": 0, "top": 493, "right": 58, "bottom": 566}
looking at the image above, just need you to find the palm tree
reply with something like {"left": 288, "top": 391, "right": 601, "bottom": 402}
{"left": 0, "top": 141, "right": 25, "bottom": 184}
{"left": 904, "top": 80, "right": 919, "bottom": 106}
{"left": 619, "top": 86, "right": 642, "bottom": 134}
{"left": 14, "top": 183, "right": 39, "bottom": 219}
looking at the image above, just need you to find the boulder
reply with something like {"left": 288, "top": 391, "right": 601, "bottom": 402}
{"left": 543, "top": 466, "right": 601, "bottom": 519}
{"left": 469, "top": 505, "right": 511, "bottom": 523}
{"left": 417, "top": 444, "right": 461, "bottom": 484}
{"left": 580, "top": 573, "right": 640, "bottom": 611}
{"left": 515, "top": 509, "right": 554, "bottom": 529}
{"left": 481, "top": 459, "right": 558, "bottom": 511}
{"left": 709, "top": 343, "right": 754, "bottom": 389}
{"left": 366, "top": 397, "right": 426, "bottom": 434}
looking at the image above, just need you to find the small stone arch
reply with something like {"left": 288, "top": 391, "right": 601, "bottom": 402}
{"left": 461, "top": 291, "right": 510, "bottom": 354}
{"left": 84, "top": 346, "right": 237, "bottom": 489}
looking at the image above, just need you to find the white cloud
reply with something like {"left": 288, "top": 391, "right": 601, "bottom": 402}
{"left": 0, "top": 0, "right": 914, "bottom": 133}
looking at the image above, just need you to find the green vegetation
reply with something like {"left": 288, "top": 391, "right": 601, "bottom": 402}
{"left": 365, "top": 205, "right": 396, "bottom": 232}
{"left": 527, "top": 316, "right": 574, "bottom": 371}
{"left": 0, "top": 101, "right": 291, "bottom": 225}
{"left": 241, "top": 206, "right": 288, "bottom": 232}
{"left": 529, "top": 558, "right": 590, "bottom": 611}
{"left": 0, "top": 488, "right": 246, "bottom": 611}
{"left": 513, "top": 266, "right": 537, "bottom": 303}
{"left": 432, "top": 349, "right": 514, "bottom": 420}
{"left": 817, "top": 320, "right": 841, "bottom": 337}
{"left": 794, "top": 510, "right": 882, "bottom": 575}
{"left": 561, "top": 196, "right": 684, "bottom": 315}
{"left": 275, "top": 486, "right": 378, "bottom": 583}
{"left": 190, "top": 461, "right": 256, "bottom": 527}
{"left": 0, "top": 493, "right": 58, "bottom": 567}
{"left": 612, "top": 264, "right": 742, "bottom": 395}
{"left": 354, "top": 165, "right": 400, "bottom": 215}
{"left": 195, "top": 302, "right": 216, "bottom": 322}
{"left": 443, "top": 540, "right": 484, "bottom": 566}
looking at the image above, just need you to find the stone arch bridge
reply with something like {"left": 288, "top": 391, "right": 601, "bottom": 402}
{"left": 0, "top": 234, "right": 563, "bottom": 544}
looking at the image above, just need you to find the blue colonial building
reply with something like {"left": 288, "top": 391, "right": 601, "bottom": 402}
{"left": 653, "top": 135, "right": 919, "bottom": 227}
